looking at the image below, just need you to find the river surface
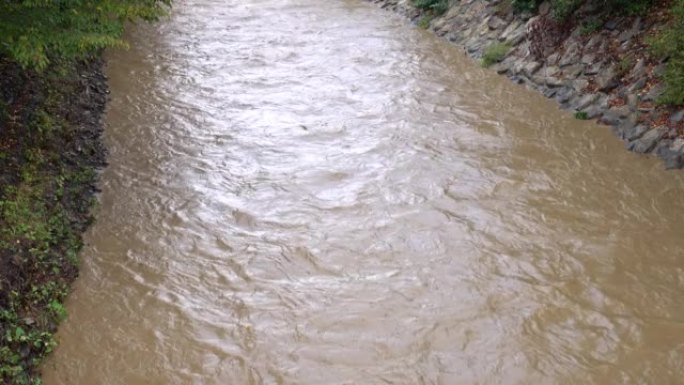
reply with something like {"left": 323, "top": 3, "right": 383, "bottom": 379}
{"left": 42, "top": 0, "right": 684, "bottom": 384}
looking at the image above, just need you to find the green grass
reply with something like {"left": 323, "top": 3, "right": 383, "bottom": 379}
{"left": 418, "top": 15, "right": 434, "bottom": 29}
{"left": 650, "top": 0, "right": 684, "bottom": 105}
{"left": 575, "top": 111, "right": 589, "bottom": 120}
{"left": 0, "top": 59, "right": 102, "bottom": 384}
{"left": 413, "top": 0, "right": 450, "bottom": 15}
{"left": 481, "top": 43, "right": 511, "bottom": 67}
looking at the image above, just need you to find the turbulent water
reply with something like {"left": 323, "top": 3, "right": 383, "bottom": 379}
{"left": 42, "top": 0, "right": 684, "bottom": 384}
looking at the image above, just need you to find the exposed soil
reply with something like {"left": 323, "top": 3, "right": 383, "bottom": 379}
{"left": 0, "top": 57, "right": 107, "bottom": 384}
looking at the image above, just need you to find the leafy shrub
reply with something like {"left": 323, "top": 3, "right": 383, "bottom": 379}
{"left": 551, "top": 0, "right": 582, "bottom": 20}
{"left": 418, "top": 15, "right": 434, "bottom": 29}
{"left": 413, "top": 0, "right": 451, "bottom": 15}
{"left": 512, "top": 0, "right": 542, "bottom": 13}
{"left": 650, "top": 0, "right": 684, "bottom": 105}
{"left": 575, "top": 111, "right": 589, "bottom": 119}
{"left": 0, "top": 0, "right": 171, "bottom": 70}
{"left": 481, "top": 43, "right": 511, "bottom": 67}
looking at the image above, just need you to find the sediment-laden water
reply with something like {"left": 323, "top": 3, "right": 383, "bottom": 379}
{"left": 43, "top": 1, "right": 684, "bottom": 384}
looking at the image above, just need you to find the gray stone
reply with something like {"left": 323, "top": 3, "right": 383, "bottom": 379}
{"left": 581, "top": 53, "right": 596, "bottom": 65}
{"left": 630, "top": 59, "right": 647, "bottom": 80}
{"left": 543, "top": 87, "right": 558, "bottom": 98}
{"left": 626, "top": 94, "right": 638, "bottom": 111}
{"left": 626, "top": 126, "right": 666, "bottom": 153}
{"left": 563, "top": 64, "right": 583, "bottom": 78}
{"left": 499, "top": 20, "right": 523, "bottom": 44}
{"left": 661, "top": 138, "right": 684, "bottom": 169}
{"left": 488, "top": 16, "right": 507, "bottom": 30}
{"left": 619, "top": 41, "right": 633, "bottom": 52}
{"left": 596, "top": 93, "right": 610, "bottom": 110}
{"left": 622, "top": 124, "right": 649, "bottom": 141}
{"left": 546, "top": 52, "right": 560, "bottom": 66}
{"left": 605, "top": 19, "right": 620, "bottom": 30}
{"left": 642, "top": 84, "right": 664, "bottom": 102}
{"left": 555, "top": 87, "right": 574, "bottom": 104}
{"left": 539, "top": 65, "right": 560, "bottom": 77}
{"left": 538, "top": 1, "right": 551, "bottom": 15}
{"left": 586, "top": 34, "right": 604, "bottom": 51}
{"left": 493, "top": 61, "right": 512, "bottom": 74}
{"left": 670, "top": 109, "right": 684, "bottom": 123}
{"left": 596, "top": 65, "right": 618, "bottom": 92}
{"left": 532, "top": 75, "right": 565, "bottom": 87}
{"left": 522, "top": 61, "right": 542, "bottom": 77}
{"left": 507, "top": 28, "right": 526, "bottom": 45}
{"left": 572, "top": 79, "right": 589, "bottom": 92}
{"left": 584, "top": 62, "right": 603, "bottom": 76}
{"left": 653, "top": 63, "right": 667, "bottom": 77}
{"left": 582, "top": 105, "right": 605, "bottom": 119}
{"left": 618, "top": 29, "right": 636, "bottom": 43}
{"left": 466, "top": 39, "right": 482, "bottom": 54}
{"left": 601, "top": 106, "right": 631, "bottom": 125}
{"left": 559, "top": 42, "right": 581, "bottom": 67}
{"left": 509, "top": 75, "right": 525, "bottom": 84}
{"left": 628, "top": 77, "right": 647, "bottom": 93}
{"left": 574, "top": 93, "right": 598, "bottom": 110}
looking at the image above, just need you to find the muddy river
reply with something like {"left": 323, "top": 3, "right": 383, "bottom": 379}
{"left": 43, "top": 0, "right": 684, "bottom": 384}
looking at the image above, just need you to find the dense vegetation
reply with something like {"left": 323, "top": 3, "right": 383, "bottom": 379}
{"left": 651, "top": 0, "right": 684, "bottom": 104}
{"left": 0, "top": 0, "right": 171, "bottom": 70}
{"left": 1, "top": 1, "right": 170, "bottom": 384}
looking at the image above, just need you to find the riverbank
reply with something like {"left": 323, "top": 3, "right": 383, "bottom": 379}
{"left": 0, "top": 58, "right": 107, "bottom": 384}
{"left": 369, "top": 0, "right": 684, "bottom": 168}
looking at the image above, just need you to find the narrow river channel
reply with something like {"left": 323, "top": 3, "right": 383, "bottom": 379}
{"left": 43, "top": 0, "right": 684, "bottom": 384}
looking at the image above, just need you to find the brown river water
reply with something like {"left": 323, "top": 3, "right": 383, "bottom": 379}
{"left": 43, "top": 0, "right": 684, "bottom": 384}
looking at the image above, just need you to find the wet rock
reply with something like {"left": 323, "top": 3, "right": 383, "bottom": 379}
{"left": 510, "top": 75, "right": 526, "bottom": 84}
{"left": 466, "top": 39, "right": 482, "bottom": 54}
{"left": 626, "top": 126, "right": 666, "bottom": 153}
{"left": 543, "top": 87, "right": 558, "bottom": 98}
{"left": 574, "top": 93, "right": 598, "bottom": 110}
{"left": 582, "top": 105, "right": 605, "bottom": 119}
{"left": 622, "top": 124, "right": 648, "bottom": 141}
{"left": 492, "top": 61, "right": 513, "bottom": 74}
{"left": 555, "top": 87, "right": 574, "bottom": 104}
{"left": 670, "top": 109, "right": 684, "bottom": 123}
{"left": 600, "top": 105, "right": 631, "bottom": 125}
{"left": 660, "top": 138, "right": 684, "bottom": 169}
{"left": 545, "top": 76, "right": 565, "bottom": 87}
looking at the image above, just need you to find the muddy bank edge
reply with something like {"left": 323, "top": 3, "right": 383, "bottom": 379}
{"left": 0, "top": 57, "right": 108, "bottom": 384}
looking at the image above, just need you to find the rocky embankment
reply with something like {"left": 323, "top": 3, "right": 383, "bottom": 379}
{"left": 370, "top": 0, "right": 684, "bottom": 169}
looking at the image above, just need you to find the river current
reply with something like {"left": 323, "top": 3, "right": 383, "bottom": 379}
{"left": 43, "top": 1, "right": 684, "bottom": 384}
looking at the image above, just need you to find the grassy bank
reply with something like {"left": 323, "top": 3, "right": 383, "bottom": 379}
{"left": 0, "top": 57, "right": 107, "bottom": 384}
